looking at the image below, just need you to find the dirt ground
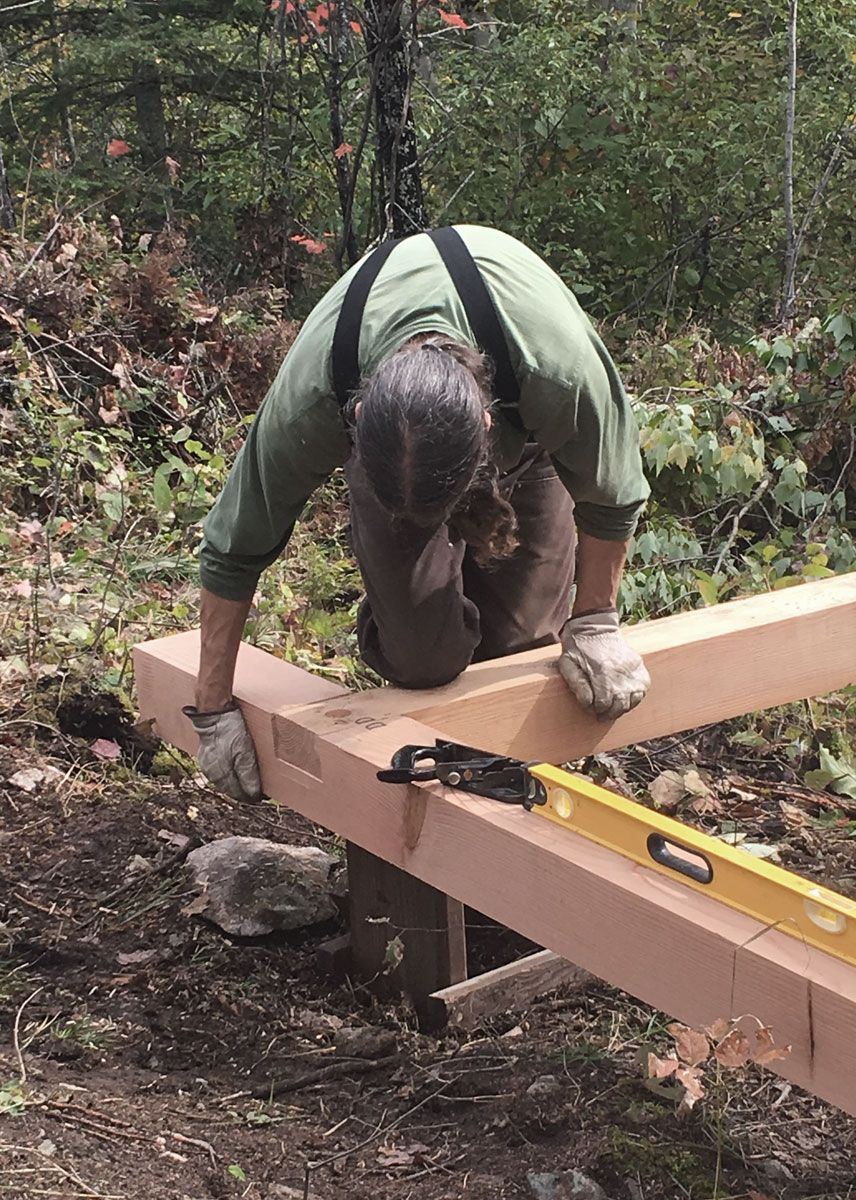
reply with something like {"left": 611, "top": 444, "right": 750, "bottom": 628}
{"left": 2, "top": 704, "right": 856, "bottom": 1200}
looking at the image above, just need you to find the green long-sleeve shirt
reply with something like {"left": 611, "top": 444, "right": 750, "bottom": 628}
{"left": 200, "top": 225, "right": 650, "bottom": 600}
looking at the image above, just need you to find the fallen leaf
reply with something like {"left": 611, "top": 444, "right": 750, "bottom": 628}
{"left": 736, "top": 841, "right": 781, "bottom": 861}
{"left": 704, "top": 1017, "right": 731, "bottom": 1041}
{"left": 647, "top": 1052, "right": 679, "bottom": 1079}
{"left": 667, "top": 1022, "right": 710, "bottom": 1066}
{"left": 713, "top": 1028, "right": 752, "bottom": 1069}
{"left": 377, "top": 1142, "right": 429, "bottom": 1167}
{"left": 182, "top": 891, "right": 210, "bottom": 918}
{"left": 99, "top": 404, "right": 121, "bottom": 426}
{"left": 12, "top": 580, "right": 32, "bottom": 599}
{"left": 186, "top": 805, "right": 200, "bottom": 821}
{"left": 90, "top": 738, "right": 121, "bottom": 761}
{"left": 117, "top": 949, "right": 157, "bottom": 966}
{"left": 55, "top": 242, "right": 78, "bottom": 266}
{"left": 779, "top": 799, "right": 809, "bottom": 827}
{"left": 111, "top": 360, "right": 134, "bottom": 390}
{"left": 18, "top": 518, "right": 43, "bottom": 542}
{"left": 649, "top": 769, "right": 687, "bottom": 812}
{"left": 383, "top": 934, "right": 405, "bottom": 973}
{"left": 675, "top": 1063, "right": 705, "bottom": 1106}
{"left": 751, "top": 1026, "right": 791, "bottom": 1065}
{"left": 107, "top": 138, "right": 131, "bottom": 158}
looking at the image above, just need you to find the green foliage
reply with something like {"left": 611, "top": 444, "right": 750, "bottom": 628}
{"left": 619, "top": 312, "right": 856, "bottom": 619}
{"left": 2, "top": 1, "right": 854, "bottom": 320}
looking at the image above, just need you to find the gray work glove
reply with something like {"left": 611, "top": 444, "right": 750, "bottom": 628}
{"left": 182, "top": 703, "right": 262, "bottom": 802}
{"left": 558, "top": 609, "right": 651, "bottom": 720}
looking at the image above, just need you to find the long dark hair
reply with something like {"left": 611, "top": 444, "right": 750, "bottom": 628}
{"left": 351, "top": 339, "right": 519, "bottom": 565}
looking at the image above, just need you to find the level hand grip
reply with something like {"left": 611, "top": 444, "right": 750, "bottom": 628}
{"left": 647, "top": 833, "right": 713, "bottom": 885}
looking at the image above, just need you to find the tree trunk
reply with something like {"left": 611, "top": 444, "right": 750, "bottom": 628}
{"left": 328, "top": 0, "right": 360, "bottom": 270}
{"left": 0, "top": 137, "right": 15, "bottom": 230}
{"left": 47, "top": 0, "right": 76, "bottom": 165}
{"left": 133, "top": 60, "right": 168, "bottom": 177}
{"left": 364, "top": 0, "right": 428, "bottom": 239}
{"left": 780, "top": 0, "right": 798, "bottom": 323}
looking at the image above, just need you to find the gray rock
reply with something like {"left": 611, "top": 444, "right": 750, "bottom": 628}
{"left": 527, "top": 1171, "right": 610, "bottom": 1200}
{"left": 185, "top": 837, "right": 339, "bottom": 936}
{"left": 526, "top": 1073, "right": 562, "bottom": 1099}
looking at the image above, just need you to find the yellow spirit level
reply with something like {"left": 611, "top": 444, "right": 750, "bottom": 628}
{"left": 530, "top": 761, "right": 856, "bottom": 968}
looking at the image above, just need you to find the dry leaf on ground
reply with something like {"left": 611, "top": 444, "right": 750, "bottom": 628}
{"left": 667, "top": 1022, "right": 710, "bottom": 1066}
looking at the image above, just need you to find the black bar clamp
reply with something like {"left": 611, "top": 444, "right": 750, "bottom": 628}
{"left": 377, "top": 739, "right": 547, "bottom": 810}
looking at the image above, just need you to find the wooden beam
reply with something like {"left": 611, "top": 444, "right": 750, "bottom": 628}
{"left": 275, "top": 574, "right": 856, "bottom": 764}
{"left": 133, "top": 576, "right": 856, "bottom": 1114}
{"left": 426, "top": 950, "right": 589, "bottom": 1030}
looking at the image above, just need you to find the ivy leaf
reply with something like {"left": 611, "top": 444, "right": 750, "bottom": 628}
{"left": 805, "top": 747, "right": 856, "bottom": 799}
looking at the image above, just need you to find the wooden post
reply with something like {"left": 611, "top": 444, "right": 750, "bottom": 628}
{"left": 346, "top": 843, "right": 467, "bottom": 1026}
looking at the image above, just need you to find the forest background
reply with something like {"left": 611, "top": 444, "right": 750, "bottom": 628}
{"left": 0, "top": 0, "right": 855, "bottom": 785}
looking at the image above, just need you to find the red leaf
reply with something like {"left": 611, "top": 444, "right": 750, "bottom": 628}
{"left": 90, "top": 738, "right": 122, "bottom": 761}
{"left": 334, "top": 142, "right": 353, "bottom": 159}
{"left": 349, "top": 19, "right": 362, "bottom": 32}
{"left": 106, "top": 139, "right": 131, "bottom": 158}
{"left": 439, "top": 10, "right": 468, "bottom": 27}
{"left": 290, "top": 233, "right": 327, "bottom": 254}
{"left": 270, "top": 0, "right": 280, "bottom": 8}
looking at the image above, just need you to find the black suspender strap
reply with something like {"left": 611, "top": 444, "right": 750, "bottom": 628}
{"left": 330, "top": 227, "right": 523, "bottom": 432}
{"left": 425, "top": 227, "right": 523, "bottom": 430}
{"left": 331, "top": 237, "right": 401, "bottom": 409}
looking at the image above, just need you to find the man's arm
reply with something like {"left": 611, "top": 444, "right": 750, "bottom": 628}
{"left": 195, "top": 589, "right": 253, "bottom": 711}
{"left": 559, "top": 531, "right": 649, "bottom": 720}
{"left": 572, "top": 531, "right": 628, "bottom": 616}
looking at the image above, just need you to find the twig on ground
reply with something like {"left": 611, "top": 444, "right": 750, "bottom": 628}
{"left": 252, "top": 1052, "right": 399, "bottom": 1099}
{"left": 12, "top": 987, "right": 43, "bottom": 1085}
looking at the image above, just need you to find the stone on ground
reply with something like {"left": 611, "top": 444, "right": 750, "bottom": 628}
{"left": 185, "top": 837, "right": 340, "bottom": 937}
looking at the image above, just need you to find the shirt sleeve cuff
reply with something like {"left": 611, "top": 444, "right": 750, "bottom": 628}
{"left": 573, "top": 499, "right": 646, "bottom": 541}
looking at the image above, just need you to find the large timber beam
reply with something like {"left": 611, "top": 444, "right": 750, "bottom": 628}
{"left": 134, "top": 574, "right": 856, "bottom": 1115}
{"left": 293, "top": 573, "right": 856, "bottom": 764}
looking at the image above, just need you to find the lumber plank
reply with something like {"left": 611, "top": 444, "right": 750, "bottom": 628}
{"left": 425, "top": 950, "right": 590, "bottom": 1029}
{"left": 280, "top": 573, "right": 856, "bottom": 764}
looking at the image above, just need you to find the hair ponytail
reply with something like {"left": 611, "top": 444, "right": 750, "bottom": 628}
{"left": 352, "top": 339, "right": 519, "bottom": 566}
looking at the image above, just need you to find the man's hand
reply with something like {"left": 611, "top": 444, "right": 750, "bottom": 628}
{"left": 558, "top": 609, "right": 650, "bottom": 720}
{"left": 183, "top": 704, "right": 262, "bottom": 802}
